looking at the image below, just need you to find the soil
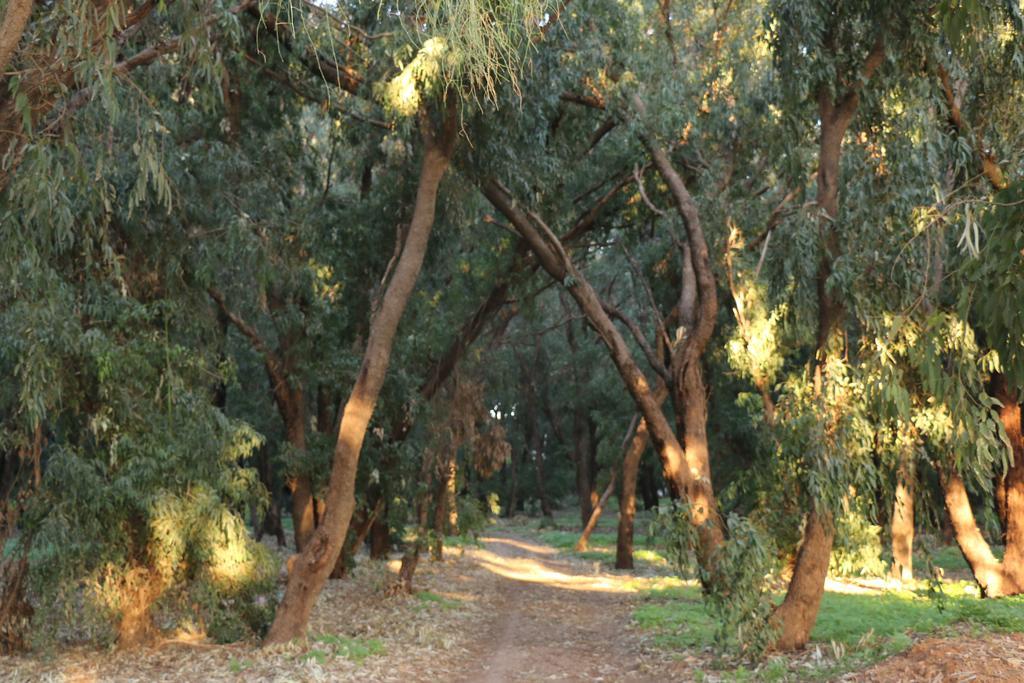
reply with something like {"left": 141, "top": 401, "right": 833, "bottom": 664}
{"left": 453, "top": 533, "right": 679, "bottom": 682}
{"left": 0, "top": 529, "right": 1021, "bottom": 682}
{"left": 852, "top": 628, "right": 1024, "bottom": 682}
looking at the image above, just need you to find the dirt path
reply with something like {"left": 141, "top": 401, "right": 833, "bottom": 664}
{"left": 4, "top": 527, "right": 1022, "bottom": 682}
{"left": 454, "top": 533, "right": 673, "bottom": 682}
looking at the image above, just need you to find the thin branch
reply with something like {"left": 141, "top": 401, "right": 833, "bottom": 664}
{"left": 603, "top": 300, "right": 670, "bottom": 383}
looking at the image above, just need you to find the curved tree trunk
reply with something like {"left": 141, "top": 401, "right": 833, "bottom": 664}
{"left": 482, "top": 177, "right": 726, "bottom": 569}
{"left": 943, "top": 374, "right": 1024, "bottom": 597}
{"left": 942, "top": 468, "right": 1016, "bottom": 595}
{"left": 264, "top": 105, "right": 457, "bottom": 645}
{"left": 641, "top": 134, "right": 725, "bottom": 568}
{"left": 576, "top": 470, "right": 616, "bottom": 551}
{"left": 770, "top": 35, "right": 885, "bottom": 648}
{"left": 772, "top": 511, "right": 834, "bottom": 650}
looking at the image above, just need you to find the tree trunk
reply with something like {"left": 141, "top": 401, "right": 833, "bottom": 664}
{"left": 0, "top": 0, "right": 33, "bottom": 77}
{"left": 370, "top": 508, "right": 389, "bottom": 559}
{"left": 521, "top": 341, "right": 554, "bottom": 518}
{"left": 995, "top": 475, "right": 1009, "bottom": 543}
{"left": 264, "top": 105, "right": 457, "bottom": 645}
{"left": 767, "top": 39, "right": 884, "bottom": 643}
{"left": 941, "top": 374, "right": 1024, "bottom": 596}
{"left": 576, "top": 470, "right": 616, "bottom": 551}
{"left": 890, "top": 456, "right": 915, "bottom": 581}
{"left": 573, "top": 415, "right": 594, "bottom": 528}
{"left": 565, "top": 314, "right": 595, "bottom": 528}
{"left": 942, "top": 469, "right": 1019, "bottom": 596}
{"left": 641, "top": 133, "right": 726, "bottom": 570}
{"left": 617, "top": 393, "right": 664, "bottom": 569}
{"left": 116, "top": 566, "right": 165, "bottom": 648}
{"left": 639, "top": 458, "right": 659, "bottom": 510}
{"left": 482, "top": 178, "right": 725, "bottom": 568}
{"left": 504, "top": 445, "right": 520, "bottom": 518}
{"left": 288, "top": 471, "right": 315, "bottom": 552}
{"left": 208, "top": 288, "right": 316, "bottom": 552}
{"left": 940, "top": 375, "right": 1024, "bottom": 597}
{"left": 433, "top": 454, "right": 456, "bottom": 559}
{"left": 533, "top": 448, "right": 554, "bottom": 518}
{"left": 255, "top": 450, "right": 287, "bottom": 547}
{"left": 772, "top": 511, "right": 835, "bottom": 650}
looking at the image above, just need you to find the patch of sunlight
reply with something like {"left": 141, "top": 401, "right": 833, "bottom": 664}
{"left": 469, "top": 541, "right": 637, "bottom": 594}
{"left": 481, "top": 536, "right": 558, "bottom": 556}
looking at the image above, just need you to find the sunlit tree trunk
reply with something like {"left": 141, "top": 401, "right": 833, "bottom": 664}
{"left": 771, "top": 62, "right": 860, "bottom": 649}
{"left": 890, "top": 457, "right": 914, "bottom": 581}
{"left": 264, "top": 104, "right": 457, "bottom": 644}
{"left": 640, "top": 134, "right": 726, "bottom": 569}
{"left": 482, "top": 176, "right": 726, "bottom": 570}
{"left": 943, "top": 374, "right": 1024, "bottom": 597}
{"left": 577, "top": 471, "right": 617, "bottom": 552}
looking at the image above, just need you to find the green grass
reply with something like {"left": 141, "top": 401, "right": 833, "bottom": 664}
{"left": 916, "top": 543, "right": 1003, "bottom": 575}
{"left": 307, "top": 633, "right": 385, "bottom": 663}
{"left": 633, "top": 584, "right": 715, "bottom": 649}
{"left": 535, "top": 529, "right": 669, "bottom": 566}
{"left": 440, "top": 533, "right": 483, "bottom": 549}
{"left": 415, "top": 590, "right": 461, "bottom": 610}
{"left": 633, "top": 579, "right": 1024, "bottom": 680}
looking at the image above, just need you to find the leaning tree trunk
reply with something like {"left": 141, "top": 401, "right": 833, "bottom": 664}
{"left": 769, "top": 99, "right": 848, "bottom": 652}
{"left": 943, "top": 374, "right": 1024, "bottom": 597}
{"left": 263, "top": 105, "right": 457, "bottom": 645}
{"left": 576, "top": 471, "right": 617, "bottom": 551}
{"left": 481, "top": 178, "right": 726, "bottom": 569}
{"left": 641, "top": 132, "right": 726, "bottom": 569}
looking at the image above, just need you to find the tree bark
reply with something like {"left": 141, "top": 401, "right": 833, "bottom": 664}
{"left": 769, "top": 34, "right": 886, "bottom": 648}
{"left": 520, "top": 339, "right": 554, "bottom": 518}
{"left": 942, "top": 469, "right": 1020, "bottom": 596}
{"left": 504, "top": 444, "right": 520, "bottom": 518}
{"left": 573, "top": 414, "right": 594, "bottom": 528}
{"left": 772, "top": 511, "right": 834, "bottom": 650}
{"left": 639, "top": 459, "right": 659, "bottom": 510}
{"left": 370, "top": 508, "right": 389, "bottom": 559}
{"left": 208, "top": 287, "right": 315, "bottom": 551}
{"left": 264, "top": 104, "right": 457, "bottom": 644}
{"left": 481, "top": 178, "right": 725, "bottom": 568}
{"left": 636, "top": 117, "right": 725, "bottom": 569}
{"left": 617, "top": 388, "right": 666, "bottom": 568}
{"left": 995, "top": 376, "right": 1024, "bottom": 584}
{"left": 943, "top": 375, "right": 1024, "bottom": 597}
{"left": 890, "top": 456, "right": 914, "bottom": 581}
{"left": 284, "top": 409, "right": 315, "bottom": 552}
{"left": 576, "top": 470, "right": 617, "bottom": 552}
{"left": 0, "top": 0, "right": 33, "bottom": 78}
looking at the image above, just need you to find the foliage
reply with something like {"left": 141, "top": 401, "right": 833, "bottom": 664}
{"left": 830, "top": 507, "right": 887, "bottom": 578}
{"left": 661, "top": 506, "right": 780, "bottom": 654}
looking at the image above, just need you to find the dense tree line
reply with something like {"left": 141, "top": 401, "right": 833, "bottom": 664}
{"left": 0, "top": 0, "right": 1021, "bottom": 656}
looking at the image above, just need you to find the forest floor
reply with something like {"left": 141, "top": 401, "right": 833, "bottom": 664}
{"left": 2, "top": 517, "right": 1024, "bottom": 681}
